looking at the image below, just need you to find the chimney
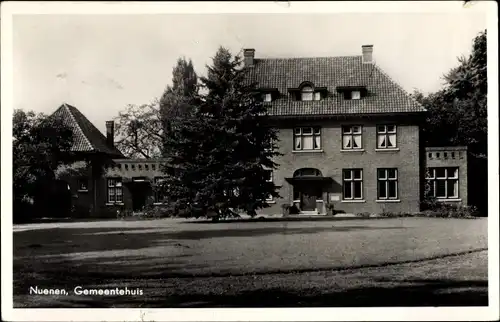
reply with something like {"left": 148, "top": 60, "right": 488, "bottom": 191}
{"left": 105, "top": 121, "right": 115, "bottom": 148}
{"left": 243, "top": 48, "right": 255, "bottom": 67}
{"left": 362, "top": 45, "right": 373, "bottom": 63}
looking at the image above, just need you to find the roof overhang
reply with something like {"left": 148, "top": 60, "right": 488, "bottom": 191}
{"left": 288, "top": 86, "right": 328, "bottom": 93}
{"left": 335, "top": 86, "right": 367, "bottom": 92}
{"left": 285, "top": 177, "right": 333, "bottom": 184}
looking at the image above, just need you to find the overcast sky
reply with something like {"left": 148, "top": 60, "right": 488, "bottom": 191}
{"left": 12, "top": 6, "right": 488, "bottom": 133}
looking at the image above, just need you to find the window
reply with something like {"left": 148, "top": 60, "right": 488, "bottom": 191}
{"left": 343, "top": 169, "right": 363, "bottom": 200}
{"left": 342, "top": 125, "right": 362, "bottom": 149}
{"left": 107, "top": 178, "right": 123, "bottom": 203}
{"left": 262, "top": 93, "right": 272, "bottom": 102}
{"left": 425, "top": 167, "right": 459, "bottom": 199}
{"left": 377, "top": 168, "right": 398, "bottom": 200}
{"left": 301, "top": 86, "right": 314, "bottom": 101}
{"left": 265, "top": 170, "right": 274, "bottom": 201}
{"left": 377, "top": 125, "right": 397, "bottom": 149}
{"left": 299, "top": 86, "right": 322, "bottom": 101}
{"left": 294, "top": 127, "right": 321, "bottom": 150}
{"left": 294, "top": 168, "right": 322, "bottom": 177}
{"left": 351, "top": 91, "right": 361, "bottom": 100}
{"left": 154, "top": 177, "right": 166, "bottom": 203}
{"left": 77, "top": 178, "right": 88, "bottom": 192}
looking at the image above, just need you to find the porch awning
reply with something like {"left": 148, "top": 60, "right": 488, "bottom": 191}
{"left": 285, "top": 176, "right": 333, "bottom": 184}
{"left": 123, "top": 177, "right": 152, "bottom": 183}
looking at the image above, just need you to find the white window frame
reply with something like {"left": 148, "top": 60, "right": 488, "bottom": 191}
{"left": 343, "top": 169, "right": 363, "bottom": 200}
{"left": 377, "top": 125, "right": 398, "bottom": 149}
{"left": 351, "top": 91, "right": 361, "bottom": 100}
{"left": 77, "top": 178, "right": 88, "bottom": 192}
{"left": 341, "top": 125, "right": 363, "bottom": 150}
{"left": 301, "top": 86, "right": 314, "bottom": 101}
{"left": 262, "top": 93, "right": 272, "bottom": 102}
{"left": 293, "top": 127, "right": 322, "bottom": 151}
{"left": 107, "top": 178, "right": 123, "bottom": 203}
{"left": 265, "top": 170, "right": 274, "bottom": 201}
{"left": 377, "top": 168, "right": 398, "bottom": 200}
{"left": 425, "top": 167, "right": 459, "bottom": 199}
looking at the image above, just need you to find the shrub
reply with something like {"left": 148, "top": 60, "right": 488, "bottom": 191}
{"left": 326, "top": 203, "right": 336, "bottom": 215}
{"left": 142, "top": 204, "right": 170, "bottom": 219}
{"left": 281, "top": 204, "right": 291, "bottom": 216}
{"left": 289, "top": 204, "right": 300, "bottom": 215}
{"left": 355, "top": 212, "right": 371, "bottom": 218}
{"left": 420, "top": 202, "right": 479, "bottom": 219}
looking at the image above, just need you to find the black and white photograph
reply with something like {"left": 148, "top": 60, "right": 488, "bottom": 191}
{"left": 1, "top": 1, "right": 498, "bottom": 321}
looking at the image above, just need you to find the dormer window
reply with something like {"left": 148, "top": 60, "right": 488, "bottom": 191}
{"left": 301, "top": 86, "right": 314, "bottom": 101}
{"left": 291, "top": 83, "right": 325, "bottom": 101}
{"left": 262, "top": 93, "right": 272, "bottom": 102}
{"left": 259, "top": 88, "right": 279, "bottom": 103}
{"left": 337, "top": 86, "right": 368, "bottom": 100}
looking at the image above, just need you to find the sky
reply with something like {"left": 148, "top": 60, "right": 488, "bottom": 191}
{"left": 12, "top": 6, "right": 488, "bottom": 134}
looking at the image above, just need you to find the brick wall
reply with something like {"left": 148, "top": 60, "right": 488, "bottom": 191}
{"left": 259, "top": 119, "right": 421, "bottom": 215}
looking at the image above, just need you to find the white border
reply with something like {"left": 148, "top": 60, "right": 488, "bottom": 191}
{"left": 1, "top": 1, "right": 498, "bottom": 321}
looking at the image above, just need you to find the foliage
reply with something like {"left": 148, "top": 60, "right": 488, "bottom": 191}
{"left": 413, "top": 30, "right": 486, "bottom": 157}
{"left": 13, "top": 109, "right": 74, "bottom": 222}
{"left": 281, "top": 204, "right": 291, "bottom": 215}
{"left": 114, "top": 58, "right": 199, "bottom": 159}
{"left": 159, "top": 58, "right": 199, "bottom": 156}
{"left": 113, "top": 101, "right": 163, "bottom": 159}
{"left": 412, "top": 30, "right": 487, "bottom": 213}
{"left": 355, "top": 212, "right": 372, "bottom": 218}
{"left": 421, "top": 203, "right": 479, "bottom": 219}
{"left": 161, "top": 47, "right": 282, "bottom": 219}
{"left": 289, "top": 205, "right": 300, "bottom": 215}
{"left": 55, "top": 161, "right": 90, "bottom": 180}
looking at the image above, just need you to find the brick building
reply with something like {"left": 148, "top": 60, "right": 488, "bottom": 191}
{"left": 51, "top": 45, "right": 469, "bottom": 217}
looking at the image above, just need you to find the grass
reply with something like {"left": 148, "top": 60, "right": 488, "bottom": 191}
{"left": 13, "top": 217, "right": 488, "bottom": 307}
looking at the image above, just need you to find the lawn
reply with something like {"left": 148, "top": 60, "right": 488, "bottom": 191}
{"left": 13, "top": 217, "right": 488, "bottom": 307}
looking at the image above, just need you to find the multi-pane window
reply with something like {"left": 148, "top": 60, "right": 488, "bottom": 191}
{"left": 77, "top": 178, "right": 88, "bottom": 191}
{"left": 343, "top": 169, "right": 363, "bottom": 200}
{"left": 351, "top": 91, "right": 361, "bottom": 100}
{"left": 300, "top": 86, "right": 321, "bottom": 101}
{"left": 377, "top": 125, "right": 397, "bottom": 149}
{"left": 377, "top": 168, "right": 398, "bottom": 200}
{"left": 425, "top": 167, "right": 459, "bottom": 199}
{"left": 154, "top": 177, "right": 166, "bottom": 203}
{"left": 301, "top": 86, "right": 314, "bottom": 101}
{"left": 262, "top": 93, "right": 272, "bottom": 102}
{"left": 342, "top": 125, "right": 362, "bottom": 149}
{"left": 107, "top": 178, "right": 123, "bottom": 203}
{"left": 265, "top": 170, "right": 274, "bottom": 201}
{"left": 294, "top": 127, "right": 321, "bottom": 150}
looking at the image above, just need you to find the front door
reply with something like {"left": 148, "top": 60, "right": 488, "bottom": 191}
{"left": 301, "top": 191, "right": 317, "bottom": 211}
{"left": 300, "top": 185, "right": 320, "bottom": 211}
{"left": 130, "top": 181, "right": 150, "bottom": 211}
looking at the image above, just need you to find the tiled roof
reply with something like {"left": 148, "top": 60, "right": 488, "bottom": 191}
{"left": 50, "top": 103, "right": 124, "bottom": 157}
{"left": 246, "top": 55, "right": 426, "bottom": 116}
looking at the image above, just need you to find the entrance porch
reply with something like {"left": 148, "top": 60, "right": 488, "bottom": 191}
{"left": 285, "top": 168, "right": 333, "bottom": 215}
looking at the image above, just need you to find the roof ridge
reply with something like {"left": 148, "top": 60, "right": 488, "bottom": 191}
{"left": 256, "top": 55, "right": 362, "bottom": 61}
{"left": 62, "top": 103, "right": 95, "bottom": 151}
{"left": 371, "top": 64, "right": 427, "bottom": 112}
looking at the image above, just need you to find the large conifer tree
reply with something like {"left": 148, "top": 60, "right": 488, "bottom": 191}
{"left": 162, "top": 47, "right": 280, "bottom": 219}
